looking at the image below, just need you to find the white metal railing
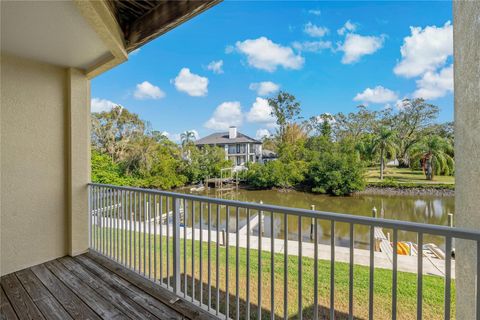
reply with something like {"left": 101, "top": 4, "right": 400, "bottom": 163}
{"left": 88, "top": 183, "right": 480, "bottom": 320}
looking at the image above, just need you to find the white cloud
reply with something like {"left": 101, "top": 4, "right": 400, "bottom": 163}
{"left": 246, "top": 97, "right": 275, "bottom": 123}
{"left": 339, "top": 33, "right": 385, "bottom": 64}
{"left": 172, "top": 68, "right": 209, "bottom": 97}
{"left": 413, "top": 64, "right": 453, "bottom": 100}
{"left": 133, "top": 81, "right": 165, "bottom": 100}
{"left": 394, "top": 22, "right": 453, "bottom": 78}
{"left": 235, "top": 37, "right": 304, "bottom": 72}
{"left": 91, "top": 98, "right": 119, "bottom": 113}
{"left": 249, "top": 81, "right": 280, "bottom": 96}
{"left": 337, "top": 20, "right": 357, "bottom": 35}
{"left": 354, "top": 86, "right": 398, "bottom": 104}
{"left": 204, "top": 101, "right": 243, "bottom": 130}
{"left": 256, "top": 129, "right": 272, "bottom": 140}
{"left": 207, "top": 60, "right": 224, "bottom": 74}
{"left": 292, "top": 40, "right": 332, "bottom": 53}
{"left": 304, "top": 22, "right": 329, "bottom": 37}
{"left": 308, "top": 9, "right": 321, "bottom": 16}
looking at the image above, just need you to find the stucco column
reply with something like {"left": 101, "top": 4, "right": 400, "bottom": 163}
{"left": 454, "top": 1, "right": 480, "bottom": 318}
{"left": 67, "top": 68, "right": 91, "bottom": 256}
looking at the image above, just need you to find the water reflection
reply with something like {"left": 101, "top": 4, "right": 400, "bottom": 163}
{"left": 175, "top": 188, "right": 454, "bottom": 249}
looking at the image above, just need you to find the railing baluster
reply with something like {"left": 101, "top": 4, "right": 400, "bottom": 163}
{"left": 369, "top": 224, "right": 374, "bottom": 320}
{"left": 392, "top": 229, "right": 398, "bottom": 320}
{"left": 167, "top": 197, "right": 170, "bottom": 288}
{"left": 154, "top": 194, "right": 157, "bottom": 283}
{"left": 134, "top": 192, "right": 137, "bottom": 273}
{"left": 444, "top": 236, "right": 451, "bottom": 320}
{"left": 235, "top": 207, "right": 240, "bottom": 320}
{"left": 349, "top": 223, "right": 354, "bottom": 319}
{"left": 192, "top": 201, "right": 195, "bottom": 302}
{"left": 184, "top": 199, "right": 187, "bottom": 297}
{"left": 200, "top": 202, "right": 204, "bottom": 306}
{"left": 417, "top": 233, "right": 423, "bottom": 320}
{"left": 88, "top": 186, "right": 92, "bottom": 249}
{"left": 284, "top": 213, "right": 288, "bottom": 320}
{"left": 246, "top": 208, "right": 251, "bottom": 320}
{"left": 148, "top": 194, "right": 152, "bottom": 279}
{"left": 208, "top": 203, "right": 212, "bottom": 311}
{"left": 110, "top": 188, "right": 113, "bottom": 259}
{"left": 172, "top": 197, "right": 181, "bottom": 295}
{"left": 298, "top": 216, "right": 302, "bottom": 320}
{"left": 330, "top": 220, "right": 335, "bottom": 320}
{"left": 258, "top": 207, "right": 263, "bottom": 320}
{"left": 144, "top": 193, "right": 147, "bottom": 276}
{"left": 271, "top": 211, "right": 275, "bottom": 320}
{"left": 159, "top": 196, "right": 163, "bottom": 285}
{"left": 226, "top": 206, "right": 230, "bottom": 319}
{"left": 122, "top": 190, "right": 125, "bottom": 265}
{"left": 216, "top": 204, "right": 220, "bottom": 316}
{"left": 314, "top": 218, "right": 318, "bottom": 320}
{"left": 114, "top": 190, "right": 120, "bottom": 262}
{"left": 477, "top": 240, "right": 480, "bottom": 320}
{"left": 129, "top": 191, "right": 132, "bottom": 269}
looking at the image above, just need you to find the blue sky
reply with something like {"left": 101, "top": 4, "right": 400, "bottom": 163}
{"left": 92, "top": 1, "right": 453, "bottom": 142}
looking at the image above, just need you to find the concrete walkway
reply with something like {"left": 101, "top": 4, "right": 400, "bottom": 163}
{"left": 93, "top": 217, "right": 453, "bottom": 278}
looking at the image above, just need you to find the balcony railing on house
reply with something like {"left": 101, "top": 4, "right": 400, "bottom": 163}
{"left": 88, "top": 183, "right": 480, "bottom": 320}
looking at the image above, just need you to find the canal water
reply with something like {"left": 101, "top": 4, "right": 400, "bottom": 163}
{"left": 175, "top": 188, "right": 454, "bottom": 250}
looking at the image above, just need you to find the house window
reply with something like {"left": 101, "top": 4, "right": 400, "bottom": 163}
{"left": 228, "top": 145, "right": 236, "bottom": 154}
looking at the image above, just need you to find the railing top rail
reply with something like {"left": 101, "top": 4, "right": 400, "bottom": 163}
{"left": 88, "top": 182, "right": 480, "bottom": 241}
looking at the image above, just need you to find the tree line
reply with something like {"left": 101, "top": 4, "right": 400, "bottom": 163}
{"left": 243, "top": 92, "right": 454, "bottom": 194}
{"left": 91, "top": 106, "right": 231, "bottom": 189}
{"left": 91, "top": 92, "right": 453, "bottom": 195}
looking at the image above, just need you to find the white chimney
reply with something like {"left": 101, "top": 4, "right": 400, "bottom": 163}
{"left": 229, "top": 126, "right": 237, "bottom": 139}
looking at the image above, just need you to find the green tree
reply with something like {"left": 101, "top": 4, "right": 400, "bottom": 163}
{"left": 306, "top": 143, "right": 365, "bottom": 196}
{"left": 371, "top": 127, "right": 397, "bottom": 180}
{"left": 391, "top": 98, "right": 439, "bottom": 167}
{"left": 180, "top": 130, "right": 196, "bottom": 147}
{"left": 91, "top": 106, "right": 145, "bottom": 161}
{"left": 410, "top": 135, "right": 454, "bottom": 180}
{"left": 268, "top": 91, "right": 302, "bottom": 143}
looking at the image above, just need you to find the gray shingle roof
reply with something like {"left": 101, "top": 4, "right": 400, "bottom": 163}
{"left": 195, "top": 132, "right": 261, "bottom": 145}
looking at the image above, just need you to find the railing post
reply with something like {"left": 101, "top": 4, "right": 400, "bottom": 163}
{"left": 172, "top": 197, "right": 181, "bottom": 295}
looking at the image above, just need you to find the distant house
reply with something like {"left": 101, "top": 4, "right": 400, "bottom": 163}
{"left": 195, "top": 126, "right": 262, "bottom": 169}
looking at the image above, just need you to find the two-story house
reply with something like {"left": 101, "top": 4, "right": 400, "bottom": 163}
{"left": 194, "top": 126, "right": 262, "bottom": 168}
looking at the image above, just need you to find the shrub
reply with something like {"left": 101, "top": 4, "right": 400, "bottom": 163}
{"left": 244, "top": 161, "right": 306, "bottom": 189}
{"left": 306, "top": 151, "right": 365, "bottom": 196}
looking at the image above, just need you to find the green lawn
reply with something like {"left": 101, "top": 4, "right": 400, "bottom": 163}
{"left": 366, "top": 167, "right": 455, "bottom": 186}
{"left": 95, "top": 228, "right": 454, "bottom": 320}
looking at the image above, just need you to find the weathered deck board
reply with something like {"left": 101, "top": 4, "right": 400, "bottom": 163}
{"left": 58, "top": 257, "right": 158, "bottom": 319}
{"left": 88, "top": 251, "right": 217, "bottom": 320}
{"left": 15, "top": 269, "right": 72, "bottom": 320}
{"left": 31, "top": 263, "right": 101, "bottom": 320}
{"left": 44, "top": 260, "right": 129, "bottom": 320}
{"left": 0, "top": 255, "right": 208, "bottom": 320}
{"left": 74, "top": 255, "right": 183, "bottom": 320}
{"left": 0, "top": 287, "right": 18, "bottom": 320}
{"left": 0, "top": 273, "right": 44, "bottom": 320}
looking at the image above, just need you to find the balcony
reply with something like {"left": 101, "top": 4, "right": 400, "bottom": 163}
{"left": 86, "top": 184, "right": 480, "bottom": 319}
{"left": 1, "top": 183, "right": 480, "bottom": 319}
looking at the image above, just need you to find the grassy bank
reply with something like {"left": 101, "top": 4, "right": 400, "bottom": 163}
{"left": 96, "top": 228, "right": 454, "bottom": 319}
{"left": 366, "top": 167, "right": 454, "bottom": 189}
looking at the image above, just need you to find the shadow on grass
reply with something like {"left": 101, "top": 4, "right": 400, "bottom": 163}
{"left": 159, "top": 274, "right": 358, "bottom": 320}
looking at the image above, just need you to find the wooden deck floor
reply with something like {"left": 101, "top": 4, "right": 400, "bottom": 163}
{"left": 0, "top": 254, "right": 216, "bottom": 320}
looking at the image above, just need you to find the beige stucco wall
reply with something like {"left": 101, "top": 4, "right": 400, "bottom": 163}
{"left": 454, "top": 0, "right": 480, "bottom": 318}
{"left": 0, "top": 55, "right": 90, "bottom": 276}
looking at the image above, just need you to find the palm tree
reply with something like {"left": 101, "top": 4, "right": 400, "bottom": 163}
{"left": 411, "top": 135, "right": 454, "bottom": 180}
{"left": 372, "top": 127, "right": 397, "bottom": 180}
{"left": 180, "top": 130, "right": 196, "bottom": 147}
